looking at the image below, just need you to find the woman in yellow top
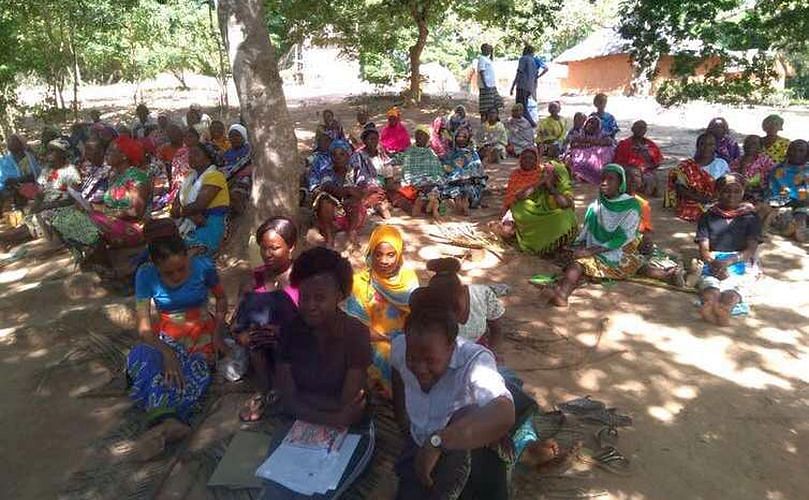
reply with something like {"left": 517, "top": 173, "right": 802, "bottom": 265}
{"left": 760, "top": 114, "right": 790, "bottom": 164}
{"left": 171, "top": 142, "right": 230, "bottom": 255}
{"left": 536, "top": 101, "right": 568, "bottom": 157}
{"left": 346, "top": 225, "right": 419, "bottom": 398}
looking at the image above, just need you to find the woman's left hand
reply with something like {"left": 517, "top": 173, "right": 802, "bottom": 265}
{"left": 191, "top": 214, "right": 206, "bottom": 226}
{"left": 415, "top": 443, "right": 442, "bottom": 488}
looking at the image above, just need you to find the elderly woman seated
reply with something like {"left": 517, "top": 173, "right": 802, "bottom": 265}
{"left": 20, "top": 139, "right": 81, "bottom": 241}
{"left": 50, "top": 136, "right": 150, "bottom": 277}
{"left": 664, "top": 133, "right": 730, "bottom": 222}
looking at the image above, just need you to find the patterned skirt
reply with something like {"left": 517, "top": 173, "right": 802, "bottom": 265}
{"left": 126, "top": 334, "right": 211, "bottom": 424}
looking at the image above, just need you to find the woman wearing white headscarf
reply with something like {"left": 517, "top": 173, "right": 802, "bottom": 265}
{"left": 222, "top": 124, "right": 253, "bottom": 215}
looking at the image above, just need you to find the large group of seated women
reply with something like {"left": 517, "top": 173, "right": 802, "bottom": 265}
{"left": 0, "top": 103, "right": 254, "bottom": 276}
{"left": 2, "top": 95, "right": 807, "bottom": 498}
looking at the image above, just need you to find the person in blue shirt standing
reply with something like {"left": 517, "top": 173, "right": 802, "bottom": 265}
{"left": 510, "top": 44, "right": 548, "bottom": 127}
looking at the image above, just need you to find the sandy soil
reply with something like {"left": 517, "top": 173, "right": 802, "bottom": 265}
{"left": 1, "top": 81, "right": 808, "bottom": 499}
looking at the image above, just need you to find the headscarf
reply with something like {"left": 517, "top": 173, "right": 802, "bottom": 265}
{"left": 415, "top": 124, "right": 431, "bottom": 137}
{"left": 115, "top": 135, "right": 145, "bottom": 166}
{"left": 47, "top": 138, "right": 71, "bottom": 152}
{"left": 347, "top": 224, "right": 420, "bottom": 327}
{"left": 603, "top": 163, "right": 627, "bottom": 194}
{"left": 329, "top": 139, "right": 351, "bottom": 153}
{"left": 711, "top": 173, "right": 755, "bottom": 218}
{"left": 762, "top": 114, "right": 783, "bottom": 130}
{"left": 430, "top": 116, "right": 450, "bottom": 157}
{"left": 386, "top": 106, "right": 401, "bottom": 118}
{"left": 504, "top": 148, "right": 541, "bottom": 209}
{"left": 580, "top": 164, "right": 641, "bottom": 259}
{"left": 583, "top": 115, "right": 603, "bottom": 137}
{"left": 228, "top": 124, "right": 249, "bottom": 144}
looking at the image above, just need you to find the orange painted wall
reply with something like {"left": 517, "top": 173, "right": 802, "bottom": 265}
{"left": 561, "top": 54, "right": 633, "bottom": 94}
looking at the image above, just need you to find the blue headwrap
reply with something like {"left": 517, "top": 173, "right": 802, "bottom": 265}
{"left": 329, "top": 139, "right": 351, "bottom": 153}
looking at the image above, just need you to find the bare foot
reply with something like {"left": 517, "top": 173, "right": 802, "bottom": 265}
{"left": 714, "top": 304, "right": 731, "bottom": 326}
{"left": 539, "top": 287, "right": 567, "bottom": 307}
{"left": 161, "top": 418, "right": 192, "bottom": 443}
{"left": 133, "top": 425, "right": 168, "bottom": 462}
{"left": 700, "top": 301, "right": 717, "bottom": 324}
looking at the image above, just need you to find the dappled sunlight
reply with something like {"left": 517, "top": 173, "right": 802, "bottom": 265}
{"left": 607, "top": 313, "right": 797, "bottom": 389}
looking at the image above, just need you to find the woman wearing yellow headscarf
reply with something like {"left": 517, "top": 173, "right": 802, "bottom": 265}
{"left": 346, "top": 224, "right": 419, "bottom": 398}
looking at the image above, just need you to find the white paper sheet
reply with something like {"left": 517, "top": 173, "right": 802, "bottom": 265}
{"left": 255, "top": 433, "right": 360, "bottom": 495}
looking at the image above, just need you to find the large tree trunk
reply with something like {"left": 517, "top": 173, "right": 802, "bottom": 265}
{"left": 216, "top": 0, "right": 300, "bottom": 260}
{"left": 408, "top": 3, "right": 430, "bottom": 103}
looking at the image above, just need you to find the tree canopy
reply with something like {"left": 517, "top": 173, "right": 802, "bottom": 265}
{"left": 618, "top": 0, "right": 809, "bottom": 105}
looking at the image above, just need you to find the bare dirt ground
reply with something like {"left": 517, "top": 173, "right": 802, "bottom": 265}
{"left": 2, "top": 78, "right": 808, "bottom": 499}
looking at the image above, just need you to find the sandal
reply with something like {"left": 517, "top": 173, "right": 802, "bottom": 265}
{"left": 578, "top": 446, "right": 632, "bottom": 476}
{"left": 558, "top": 396, "right": 606, "bottom": 415}
{"left": 238, "top": 393, "right": 268, "bottom": 422}
{"left": 594, "top": 426, "right": 618, "bottom": 449}
{"left": 581, "top": 408, "right": 633, "bottom": 428}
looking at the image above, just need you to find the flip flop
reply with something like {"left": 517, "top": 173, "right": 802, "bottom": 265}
{"left": 558, "top": 396, "right": 606, "bottom": 415}
{"left": 580, "top": 408, "right": 633, "bottom": 428}
{"left": 238, "top": 393, "right": 269, "bottom": 422}
{"left": 578, "top": 446, "right": 632, "bottom": 476}
{"left": 594, "top": 426, "right": 618, "bottom": 449}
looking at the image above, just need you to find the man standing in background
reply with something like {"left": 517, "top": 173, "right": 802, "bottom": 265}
{"left": 510, "top": 44, "right": 547, "bottom": 127}
{"left": 476, "top": 44, "right": 503, "bottom": 120}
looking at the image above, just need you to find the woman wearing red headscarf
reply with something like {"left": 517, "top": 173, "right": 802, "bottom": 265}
{"left": 52, "top": 136, "right": 150, "bottom": 253}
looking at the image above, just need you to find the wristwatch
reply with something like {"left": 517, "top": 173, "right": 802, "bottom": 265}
{"left": 429, "top": 433, "right": 443, "bottom": 449}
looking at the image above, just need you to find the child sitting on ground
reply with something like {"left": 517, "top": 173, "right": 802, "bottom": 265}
{"left": 506, "top": 103, "right": 535, "bottom": 157}
{"left": 476, "top": 109, "right": 508, "bottom": 164}
{"left": 399, "top": 125, "right": 444, "bottom": 219}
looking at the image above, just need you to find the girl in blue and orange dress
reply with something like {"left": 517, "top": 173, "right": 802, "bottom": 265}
{"left": 127, "top": 229, "right": 227, "bottom": 460}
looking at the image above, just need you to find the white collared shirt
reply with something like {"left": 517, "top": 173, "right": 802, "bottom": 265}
{"left": 391, "top": 335, "right": 512, "bottom": 446}
{"left": 476, "top": 55, "right": 496, "bottom": 88}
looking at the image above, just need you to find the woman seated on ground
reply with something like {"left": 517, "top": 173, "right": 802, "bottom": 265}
{"left": 171, "top": 142, "right": 230, "bottom": 255}
{"left": 613, "top": 120, "right": 663, "bottom": 197}
{"left": 506, "top": 103, "right": 535, "bottom": 157}
{"left": 541, "top": 165, "right": 680, "bottom": 307}
{"left": 706, "top": 117, "right": 740, "bottom": 163}
{"left": 731, "top": 135, "right": 775, "bottom": 221}
{"left": 422, "top": 258, "right": 505, "bottom": 352}
{"left": 697, "top": 174, "right": 762, "bottom": 326}
{"left": 497, "top": 147, "right": 578, "bottom": 256}
{"left": 165, "top": 127, "right": 203, "bottom": 207}
{"left": 128, "top": 229, "right": 227, "bottom": 461}
{"left": 221, "top": 124, "right": 253, "bottom": 215}
{"left": 429, "top": 116, "right": 453, "bottom": 160}
{"left": 50, "top": 137, "right": 149, "bottom": 276}
{"left": 22, "top": 139, "right": 82, "bottom": 240}
{"left": 442, "top": 127, "right": 486, "bottom": 215}
{"left": 235, "top": 217, "right": 300, "bottom": 422}
{"left": 760, "top": 114, "right": 790, "bottom": 164}
{"left": 348, "top": 108, "right": 371, "bottom": 149}
{"left": 769, "top": 139, "right": 809, "bottom": 243}
{"left": 76, "top": 139, "right": 111, "bottom": 204}
{"left": 566, "top": 115, "right": 616, "bottom": 185}
{"left": 346, "top": 225, "right": 419, "bottom": 399}
{"left": 391, "top": 287, "right": 516, "bottom": 500}
{"left": 536, "top": 101, "right": 568, "bottom": 157}
{"left": 316, "top": 109, "right": 346, "bottom": 143}
{"left": 381, "top": 106, "right": 411, "bottom": 155}
{"left": 665, "top": 132, "right": 730, "bottom": 222}
{"left": 590, "top": 93, "right": 619, "bottom": 138}
{"left": 398, "top": 125, "right": 444, "bottom": 218}
{"left": 0, "top": 134, "right": 41, "bottom": 210}
{"left": 266, "top": 247, "right": 373, "bottom": 497}
{"left": 348, "top": 129, "right": 392, "bottom": 218}
{"left": 309, "top": 139, "right": 366, "bottom": 247}
{"left": 448, "top": 105, "right": 472, "bottom": 136}
{"left": 476, "top": 108, "right": 508, "bottom": 164}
